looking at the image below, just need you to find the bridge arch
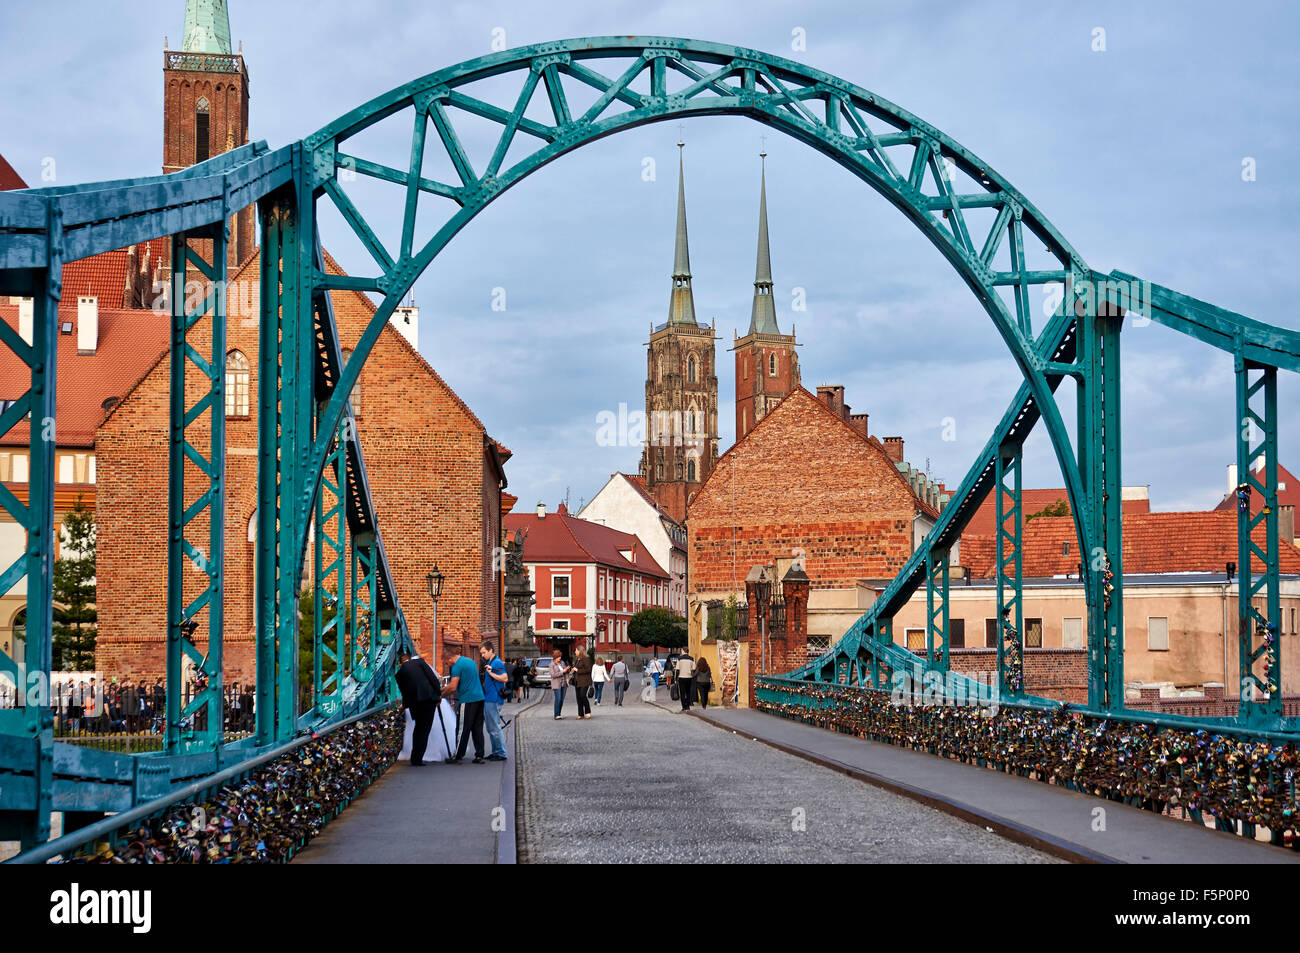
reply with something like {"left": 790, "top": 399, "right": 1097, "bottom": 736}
{"left": 297, "top": 35, "right": 1102, "bottom": 656}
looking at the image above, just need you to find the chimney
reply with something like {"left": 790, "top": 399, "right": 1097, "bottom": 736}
{"left": 849, "top": 412, "right": 869, "bottom": 438}
{"left": 18, "top": 297, "right": 33, "bottom": 346}
{"left": 816, "top": 384, "right": 845, "bottom": 417}
{"left": 883, "top": 436, "right": 905, "bottom": 463}
{"left": 77, "top": 296, "right": 98, "bottom": 354}
{"left": 392, "top": 304, "right": 419, "bottom": 348}
{"left": 1281, "top": 505, "right": 1295, "bottom": 544}
{"left": 536, "top": 501, "right": 546, "bottom": 519}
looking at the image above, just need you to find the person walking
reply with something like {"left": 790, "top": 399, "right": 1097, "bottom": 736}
{"left": 590, "top": 654, "right": 608, "bottom": 706}
{"left": 674, "top": 652, "right": 696, "bottom": 712}
{"left": 446, "top": 646, "right": 486, "bottom": 764}
{"left": 480, "top": 641, "right": 509, "bottom": 763}
{"left": 646, "top": 655, "right": 664, "bottom": 690}
{"left": 571, "top": 646, "right": 594, "bottom": 719}
{"left": 610, "top": 656, "right": 630, "bottom": 706}
{"left": 694, "top": 656, "right": 713, "bottom": 709}
{"left": 512, "top": 658, "right": 528, "bottom": 701}
{"left": 549, "top": 650, "right": 570, "bottom": 719}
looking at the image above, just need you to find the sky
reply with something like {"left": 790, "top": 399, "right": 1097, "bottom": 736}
{"left": 4, "top": 0, "right": 1299, "bottom": 516}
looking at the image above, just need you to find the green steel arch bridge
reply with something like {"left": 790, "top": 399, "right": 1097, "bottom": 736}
{"left": 2, "top": 37, "right": 1297, "bottom": 861}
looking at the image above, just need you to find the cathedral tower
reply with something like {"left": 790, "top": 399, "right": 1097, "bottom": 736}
{"left": 163, "top": 0, "right": 255, "bottom": 267}
{"left": 733, "top": 153, "right": 799, "bottom": 442}
{"left": 639, "top": 143, "right": 719, "bottom": 523}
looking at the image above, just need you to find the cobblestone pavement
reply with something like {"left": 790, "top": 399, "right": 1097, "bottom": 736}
{"left": 516, "top": 688, "right": 1062, "bottom": 864}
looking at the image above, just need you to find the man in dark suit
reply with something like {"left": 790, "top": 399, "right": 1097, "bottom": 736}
{"left": 395, "top": 651, "right": 443, "bottom": 766}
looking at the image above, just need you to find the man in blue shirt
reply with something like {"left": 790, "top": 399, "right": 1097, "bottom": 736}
{"left": 480, "top": 641, "right": 509, "bottom": 762}
{"left": 446, "top": 646, "right": 486, "bottom": 764}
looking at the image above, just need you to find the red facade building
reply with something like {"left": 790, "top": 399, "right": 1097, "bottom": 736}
{"left": 505, "top": 503, "right": 671, "bottom": 662}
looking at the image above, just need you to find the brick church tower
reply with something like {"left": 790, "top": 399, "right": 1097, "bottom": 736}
{"left": 162, "top": 0, "right": 255, "bottom": 267}
{"left": 639, "top": 143, "right": 719, "bottom": 524}
{"left": 733, "top": 153, "right": 799, "bottom": 441}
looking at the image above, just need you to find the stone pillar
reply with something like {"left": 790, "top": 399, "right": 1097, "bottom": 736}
{"left": 780, "top": 564, "right": 810, "bottom": 673}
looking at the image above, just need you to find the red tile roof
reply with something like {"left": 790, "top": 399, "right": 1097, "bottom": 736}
{"left": 504, "top": 506, "right": 669, "bottom": 578}
{"left": 1213, "top": 462, "right": 1300, "bottom": 516}
{"left": 0, "top": 153, "right": 27, "bottom": 190}
{"left": 961, "top": 511, "right": 1300, "bottom": 578}
{"left": 962, "top": 488, "right": 1150, "bottom": 537}
{"left": 0, "top": 304, "right": 169, "bottom": 447}
{"left": 60, "top": 239, "right": 168, "bottom": 305}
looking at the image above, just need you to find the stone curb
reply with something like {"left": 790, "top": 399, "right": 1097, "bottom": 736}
{"left": 498, "top": 692, "right": 544, "bottom": 864}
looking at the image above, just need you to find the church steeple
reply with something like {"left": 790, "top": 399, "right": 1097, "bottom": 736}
{"left": 183, "top": 0, "right": 233, "bottom": 54}
{"left": 667, "top": 140, "right": 697, "bottom": 327}
{"left": 748, "top": 152, "right": 780, "bottom": 336}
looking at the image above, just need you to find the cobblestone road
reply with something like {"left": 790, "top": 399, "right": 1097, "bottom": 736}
{"left": 516, "top": 687, "right": 1061, "bottom": 863}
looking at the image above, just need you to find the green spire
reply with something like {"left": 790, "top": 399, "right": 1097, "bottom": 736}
{"left": 183, "top": 0, "right": 233, "bottom": 54}
{"left": 667, "top": 140, "right": 697, "bottom": 326}
{"left": 748, "top": 154, "right": 780, "bottom": 336}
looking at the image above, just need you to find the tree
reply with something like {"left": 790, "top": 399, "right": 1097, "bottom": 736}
{"left": 52, "top": 497, "right": 96, "bottom": 671}
{"left": 628, "top": 607, "right": 687, "bottom": 651}
{"left": 1025, "top": 497, "right": 1069, "bottom": 523}
{"left": 719, "top": 593, "right": 741, "bottom": 641}
{"left": 297, "top": 591, "right": 344, "bottom": 699}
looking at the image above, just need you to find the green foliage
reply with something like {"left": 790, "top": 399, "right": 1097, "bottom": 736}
{"left": 297, "top": 591, "right": 343, "bottom": 697}
{"left": 628, "top": 607, "right": 687, "bottom": 650}
{"left": 719, "top": 593, "right": 741, "bottom": 641}
{"left": 52, "top": 497, "right": 96, "bottom": 671}
{"left": 1025, "top": 497, "right": 1069, "bottom": 523}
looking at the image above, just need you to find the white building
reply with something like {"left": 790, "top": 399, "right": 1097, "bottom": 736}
{"left": 578, "top": 473, "right": 688, "bottom": 615}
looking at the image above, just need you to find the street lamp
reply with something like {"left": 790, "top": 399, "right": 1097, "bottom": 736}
{"left": 754, "top": 567, "right": 771, "bottom": 674}
{"left": 426, "top": 563, "right": 445, "bottom": 658}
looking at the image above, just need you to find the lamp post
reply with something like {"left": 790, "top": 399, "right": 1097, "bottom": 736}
{"left": 426, "top": 563, "right": 445, "bottom": 659}
{"left": 754, "top": 567, "right": 771, "bottom": 675}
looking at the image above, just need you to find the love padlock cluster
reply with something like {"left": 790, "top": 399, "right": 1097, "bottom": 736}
{"left": 65, "top": 709, "right": 403, "bottom": 864}
{"left": 757, "top": 682, "right": 1300, "bottom": 839}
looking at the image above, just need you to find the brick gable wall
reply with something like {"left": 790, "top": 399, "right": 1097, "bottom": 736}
{"left": 95, "top": 253, "right": 501, "bottom": 679}
{"left": 689, "top": 388, "right": 922, "bottom": 596}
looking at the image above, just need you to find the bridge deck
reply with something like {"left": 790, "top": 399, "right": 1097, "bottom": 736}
{"left": 696, "top": 708, "right": 1300, "bottom": 864}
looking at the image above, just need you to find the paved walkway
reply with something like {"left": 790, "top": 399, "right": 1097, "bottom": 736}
{"left": 294, "top": 695, "right": 539, "bottom": 864}
{"left": 516, "top": 684, "right": 1058, "bottom": 863}
{"left": 694, "top": 707, "right": 1300, "bottom": 865}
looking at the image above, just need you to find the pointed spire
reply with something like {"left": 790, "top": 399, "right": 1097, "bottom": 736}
{"left": 183, "top": 0, "right": 233, "bottom": 54}
{"left": 749, "top": 150, "right": 780, "bottom": 336}
{"left": 667, "top": 137, "right": 698, "bottom": 326}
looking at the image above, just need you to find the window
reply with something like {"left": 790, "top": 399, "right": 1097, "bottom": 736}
{"left": 225, "top": 350, "right": 250, "bottom": 416}
{"left": 341, "top": 349, "right": 361, "bottom": 416}
{"left": 949, "top": 618, "right": 965, "bottom": 648}
{"left": 195, "top": 98, "right": 210, "bottom": 163}
{"left": 769, "top": 353, "right": 777, "bottom": 376}
{"left": 687, "top": 460, "right": 696, "bottom": 481}
{"left": 58, "top": 454, "right": 74, "bottom": 484}
{"left": 1062, "top": 617, "right": 1084, "bottom": 649}
{"left": 905, "top": 628, "right": 925, "bottom": 651}
{"left": 553, "top": 575, "right": 570, "bottom": 600}
{"left": 553, "top": 620, "right": 568, "bottom": 630}
{"left": 88, "top": 455, "right": 96, "bottom": 484}
{"left": 1292, "top": 607, "right": 1296, "bottom": 636}
{"left": 1025, "top": 618, "right": 1043, "bottom": 648}
{"left": 1148, "top": 617, "right": 1169, "bottom": 652}
{"left": 984, "top": 618, "right": 997, "bottom": 648}
{"left": 688, "top": 354, "right": 697, "bottom": 383}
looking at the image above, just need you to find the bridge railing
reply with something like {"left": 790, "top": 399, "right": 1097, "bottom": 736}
{"left": 756, "top": 675, "right": 1300, "bottom": 843}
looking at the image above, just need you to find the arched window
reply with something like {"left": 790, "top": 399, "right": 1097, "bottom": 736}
{"left": 195, "top": 97, "right": 211, "bottom": 163}
{"left": 341, "top": 349, "right": 361, "bottom": 416}
{"left": 688, "top": 354, "right": 697, "bottom": 383}
{"left": 225, "top": 350, "right": 250, "bottom": 417}
{"left": 687, "top": 460, "right": 696, "bottom": 481}
{"left": 769, "top": 353, "right": 777, "bottom": 376}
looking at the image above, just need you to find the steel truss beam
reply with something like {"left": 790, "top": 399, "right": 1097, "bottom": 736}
{"left": 994, "top": 444, "right": 1024, "bottom": 697}
{"left": 925, "top": 548, "right": 949, "bottom": 673}
{"left": 166, "top": 226, "right": 227, "bottom": 753}
{"left": 1236, "top": 362, "right": 1281, "bottom": 726}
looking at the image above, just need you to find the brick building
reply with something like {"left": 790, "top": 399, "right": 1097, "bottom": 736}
{"left": 4, "top": 1, "right": 511, "bottom": 680}
{"left": 638, "top": 144, "right": 719, "bottom": 524}
{"left": 688, "top": 385, "right": 941, "bottom": 660}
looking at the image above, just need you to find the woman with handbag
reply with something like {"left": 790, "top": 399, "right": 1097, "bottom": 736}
{"left": 571, "top": 645, "right": 594, "bottom": 719}
{"left": 694, "top": 656, "right": 713, "bottom": 709}
{"left": 549, "top": 649, "right": 570, "bottom": 719}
